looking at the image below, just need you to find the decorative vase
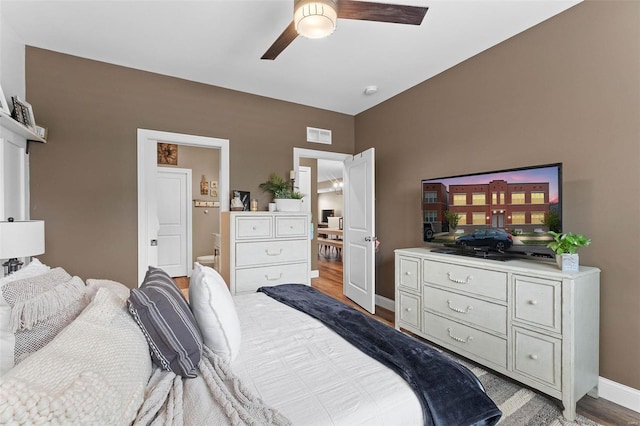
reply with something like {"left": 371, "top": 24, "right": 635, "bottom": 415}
{"left": 275, "top": 198, "right": 302, "bottom": 212}
{"left": 556, "top": 253, "right": 579, "bottom": 272}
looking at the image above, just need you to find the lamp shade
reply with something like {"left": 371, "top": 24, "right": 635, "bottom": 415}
{"left": 0, "top": 220, "right": 45, "bottom": 259}
{"left": 294, "top": 0, "right": 337, "bottom": 39}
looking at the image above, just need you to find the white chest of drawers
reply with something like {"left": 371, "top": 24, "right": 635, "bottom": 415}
{"left": 395, "top": 248, "right": 600, "bottom": 421}
{"left": 220, "top": 212, "right": 311, "bottom": 295}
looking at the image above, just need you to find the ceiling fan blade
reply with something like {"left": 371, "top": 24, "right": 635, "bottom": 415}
{"left": 337, "top": 1, "right": 427, "bottom": 25}
{"left": 261, "top": 21, "right": 298, "bottom": 60}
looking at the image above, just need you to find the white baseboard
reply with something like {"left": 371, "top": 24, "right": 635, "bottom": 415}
{"left": 375, "top": 295, "right": 395, "bottom": 312}
{"left": 599, "top": 376, "right": 640, "bottom": 413}
{"left": 310, "top": 269, "right": 319, "bottom": 278}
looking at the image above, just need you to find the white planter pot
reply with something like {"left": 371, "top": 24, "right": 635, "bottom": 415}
{"left": 275, "top": 198, "right": 302, "bottom": 212}
{"left": 556, "top": 253, "right": 579, "bottom": 272}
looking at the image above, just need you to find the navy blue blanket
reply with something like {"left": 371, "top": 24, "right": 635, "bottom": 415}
{"left": 258, "top": 284, "right": 501, "bottom": 426}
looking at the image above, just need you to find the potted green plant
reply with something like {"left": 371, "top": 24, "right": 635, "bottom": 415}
{"left": 546, "top": 231, "right": 591, "bottom": 272}
{"left": 259, "top": 173, "right": 304, "bottom": 212}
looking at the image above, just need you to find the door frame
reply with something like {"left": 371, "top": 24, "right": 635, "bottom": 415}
{"left": 137, "top": 129, "right": 229, "bottom": 284}
{"left": 156, "top": 167, "right": 193, "bottom": 277}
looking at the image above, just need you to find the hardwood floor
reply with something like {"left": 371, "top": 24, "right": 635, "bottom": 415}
{"left": 312, "top": 256, "right": 640, "bottom": 426}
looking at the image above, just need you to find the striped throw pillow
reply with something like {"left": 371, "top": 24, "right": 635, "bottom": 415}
{"left": 128, "top": 266, "right": 203, "bottom": 377}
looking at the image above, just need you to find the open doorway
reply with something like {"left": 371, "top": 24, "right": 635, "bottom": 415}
{"left": 294, "top": 147, "right": 378, "bottom": 314}
{"left": 137, "top": 129, "right": 229, "bottom": 285}
{"left": 294, "top": 149, "right": 350, "bottom": 285}
{"left": 316, "top": 158, "right": 344, "bottom": 280}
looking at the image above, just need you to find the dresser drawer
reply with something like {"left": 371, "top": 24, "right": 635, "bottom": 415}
{"left": 398, "top": 291, "right": 420, "bottom": 329}
{"left": 235, "top": 216, "right": 273, "bottom": 239}
{"left": 398, "top": 256, "right": 420, "bottom": 292}
{"left": 235, "top": 263, "right": 308, "bottom": 294}
{"left": 236, "top": 240, "right": 308, "bottom": 267}
{"left": 513, "top": 275, "right": 561, "bottom": 333}
{"left": 423, "top": 286, "right": 507, "bottom": 335}
{"left": 513, "top": 327, "right": 561, "bottom": 390}
{"left": 275, "top": 216, "right": 308, "bottom": 238}
{"left": 423, "top": 312, "right": 507, "bottom": 369}
{"left": 423, "top": 260, "right": 507, "bottom": 302}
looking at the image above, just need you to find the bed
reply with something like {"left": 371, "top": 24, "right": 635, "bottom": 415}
{"left": 232, "top": 284, "right": 502, "bottom": 426}
{"left": 0, "top": 262, "right": 501, "bottom": 425}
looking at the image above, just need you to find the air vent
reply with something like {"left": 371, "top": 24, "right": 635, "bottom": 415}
{"left": 307, "top": 127, "right": 332, "bottom": 145}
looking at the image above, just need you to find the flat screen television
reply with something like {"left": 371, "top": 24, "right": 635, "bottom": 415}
{"left": 422, "top": 163, "right": 562, "bottom": 260}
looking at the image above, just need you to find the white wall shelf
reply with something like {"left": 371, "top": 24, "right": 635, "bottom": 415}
{"left": 0, "top": 109, "right": 46, "bottom": 153}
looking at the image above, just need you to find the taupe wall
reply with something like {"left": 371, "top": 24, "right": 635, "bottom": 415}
{"left": 355, "top": 1, "right": 640, "bottom": 389}
{"left": 159, "top": 145, "right": 220, "bottom": 264}
{"left": 26, "top": 47, "right": 354, "bottom": 287}
{"left": 318, "top": 192, "right": 343, "bottom": 218}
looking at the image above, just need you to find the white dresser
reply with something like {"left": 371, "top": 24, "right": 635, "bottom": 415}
{"left": 220, "top": 212, "right": 311, "bottom": 295}
{"left": 395, "top": 248, "right": 600, "bottom": 421}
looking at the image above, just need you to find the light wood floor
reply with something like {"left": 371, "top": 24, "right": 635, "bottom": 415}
{"left": 311, "top": 256, "right": 640, "bottom": 426}
{"left": 174, "top": 257, "right": 639, "bottom": 426}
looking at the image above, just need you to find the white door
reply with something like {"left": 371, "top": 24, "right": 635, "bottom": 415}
{"left": 156, "top": 168, "right": 192, "bottom": 277}
{"left": 343, "top": 148, "right": 376, "bottom": 313}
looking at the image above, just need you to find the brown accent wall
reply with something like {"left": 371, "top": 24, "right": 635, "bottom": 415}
{"left": 355, "top": 1, "right": 640, "bottom": 389}
{"left": 26, "top": 47, "right": 354, "bottom": 287}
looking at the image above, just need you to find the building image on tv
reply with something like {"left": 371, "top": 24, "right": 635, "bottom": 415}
{"left": 422, "top": 164, "right": 561, "bottom": 240}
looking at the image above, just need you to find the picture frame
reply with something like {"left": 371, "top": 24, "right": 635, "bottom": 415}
{"left": 232, "top": 190, "right": 250, "bottom": 211}
{"left": 210, "top": 189, "right": 218, "bottom": 198}
{"left": 210, "top": 180, "right": 218, "bottom": 189}
{"left": 157, "top": 143, "right": 178, "bottom": 165}
{"left": 0, "top": 84, "right": 10, "bottom": 114}
{"left": 11, "top": 96, "right": 36, "bottom": 131}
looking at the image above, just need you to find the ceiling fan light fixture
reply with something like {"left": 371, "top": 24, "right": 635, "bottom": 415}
{"left": 294, "top": 0, "right": 337, "bottom": 39}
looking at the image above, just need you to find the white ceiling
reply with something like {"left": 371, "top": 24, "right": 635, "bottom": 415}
{"left": 2, "top": 0, "right": 580, "bottom": 115}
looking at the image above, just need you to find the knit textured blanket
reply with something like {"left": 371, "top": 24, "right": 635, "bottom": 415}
{"left": 134, "top": 346, "right": 290, "bottom": 426}
{"left": 259, "top": 284, "right": 502, "bottom": 426}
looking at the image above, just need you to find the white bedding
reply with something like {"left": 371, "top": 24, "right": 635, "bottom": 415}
{"left": 232, "top": 292, "right": 423, "bottom": 426}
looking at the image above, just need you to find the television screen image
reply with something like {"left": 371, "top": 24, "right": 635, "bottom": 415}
{"left": 422, "top": 163, "right": 562, "bottom": 260}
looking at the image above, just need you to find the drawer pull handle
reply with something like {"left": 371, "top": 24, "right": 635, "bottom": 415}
{"left": 447, "top": 328, "right": 473, "bottom": 344}
{"left": 252, "top": 226, "right": 256, "bottom": 230}
{"left": 405, "top": 271, "right": 412, "bottom": 276}
{"left": 447, "top": 272, "right": 473, "bottom": 284}
{"left": 528, "top": 300, "right": 538, "bottom": 305}
{"left": 529, "top": 354, "right": 539, "bottom": 360}
{"left": 405, "top": 307, "right": 412, "bottom": 312}
{"left": 265, "top": 273, "right": 283, "bottom": 281}
{"left": 265, "top": 249, "right": 283, "bottom": 256}
{"left": 447, "top": 300, "right": 473, "bottom": 314}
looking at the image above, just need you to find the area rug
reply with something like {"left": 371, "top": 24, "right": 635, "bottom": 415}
{"left": 454, "top": 358, "right": 602, "bottom": 426}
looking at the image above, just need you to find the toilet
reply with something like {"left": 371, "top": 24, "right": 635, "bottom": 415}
{"left": 196, "top": 233, "right": 221, "bottom": 272}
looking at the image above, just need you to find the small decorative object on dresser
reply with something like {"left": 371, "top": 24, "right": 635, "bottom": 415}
{"left": 395, "top": 247, "right": 600, "bottom": 422}
{"left": 219, "top": 211, "right": 311, "bottom": 295}
{"left": 230, "top": 190, "right": 250, "bottom": 211}
{"left": 259, "top": 173, "right": 304, "bottom": 212}
{"left": 546, "top": 231, "right": 591, "bottom": 272}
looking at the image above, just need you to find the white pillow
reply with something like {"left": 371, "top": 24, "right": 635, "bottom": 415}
{"left": 86, "top": 279, "right": 130, "bottom": 302}
{"left": 0, "top": 259, "right": 51, "bottom": 377}
{"left": 189, "top": 263, "right": 241, "bottom": 362}
{"left": 0, "top": 258, "right": 50, "bottom": 286}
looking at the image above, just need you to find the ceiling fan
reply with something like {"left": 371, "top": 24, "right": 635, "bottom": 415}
{"left": 261, "top": 0, "right": 428, "bottom": 60}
